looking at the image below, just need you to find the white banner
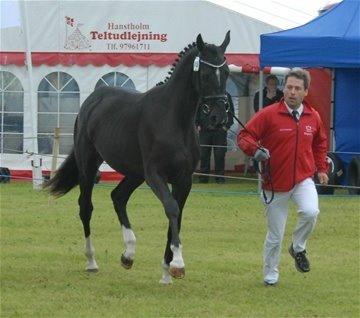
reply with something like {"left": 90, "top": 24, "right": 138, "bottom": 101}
{"left": 2, "top": 0, "right": 279, "bottom": 54}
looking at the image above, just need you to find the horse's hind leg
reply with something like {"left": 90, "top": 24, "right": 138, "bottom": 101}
{"left": 79, "top": 180, "right": 98, "bottom": 272}
{"left": 111, "top": 176, "right": 144, "bottom": 270}
{"left": 76, "top": 147, "right": 102, "bottom": 272}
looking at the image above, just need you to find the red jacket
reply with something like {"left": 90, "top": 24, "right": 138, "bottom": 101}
{"left": 237, "top": 100, "right": 328, "bottom": 192}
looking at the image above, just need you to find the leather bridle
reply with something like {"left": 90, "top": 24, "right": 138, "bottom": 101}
{"left": 193, "top": 55, "right": 229, "bottom": 114}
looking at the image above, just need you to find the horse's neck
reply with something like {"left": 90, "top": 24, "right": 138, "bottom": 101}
{"left": 164, "top": 52, "right": 199, "bottom": 123}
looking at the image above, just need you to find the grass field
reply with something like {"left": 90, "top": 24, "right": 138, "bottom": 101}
{"left": 1, "top": 180, "right": 359, "bottom": 317}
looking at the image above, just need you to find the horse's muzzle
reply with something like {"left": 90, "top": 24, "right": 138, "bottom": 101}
{"left": 209, "top": 113, "right": 228, "bottom": 130}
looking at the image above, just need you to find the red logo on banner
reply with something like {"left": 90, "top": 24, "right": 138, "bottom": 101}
{"left": 65, "top": 16, "right": 75, "bottom": 27}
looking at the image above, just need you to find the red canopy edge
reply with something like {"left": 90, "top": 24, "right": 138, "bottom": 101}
{"left": 0, "top": 52, "right": 259, "bottom": 69}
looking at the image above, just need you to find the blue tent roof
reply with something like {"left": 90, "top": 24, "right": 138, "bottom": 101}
{"left": 260, "top": 0, "right": 360, "bottom": 68}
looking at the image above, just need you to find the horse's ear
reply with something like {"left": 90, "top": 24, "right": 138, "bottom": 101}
{"left": 220, "top": 30, "right": 230, "bottom": 53}
{"left": 196, "top": 34, "right": 205, "bottom": 52}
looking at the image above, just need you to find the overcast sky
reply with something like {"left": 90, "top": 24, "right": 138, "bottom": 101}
{"left": 209, "top": 0, "right": 341, "bottom": 29}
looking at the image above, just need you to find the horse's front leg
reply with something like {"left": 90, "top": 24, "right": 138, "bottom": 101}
{"left": 160, "top": 175, "right": 193, "bottom": 284}
{"left": 145, "top": 166, "right": 185, "bottom": 281}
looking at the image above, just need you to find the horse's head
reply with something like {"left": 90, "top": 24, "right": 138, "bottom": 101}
{"left": 194, "top": 31, "right": 230, "bottom": 129}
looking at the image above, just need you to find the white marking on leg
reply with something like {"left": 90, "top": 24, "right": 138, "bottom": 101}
{"left": 122, "top": 225, "right": 136, "bottom": 259}
{"left": 170, "top": 244, "right": 185, "bottom": 268}
{"left": 85, "top": 236, "right": 98, "bottom": 271}
{"left": 159, "top": 260, "right": 173, "bottom": 285}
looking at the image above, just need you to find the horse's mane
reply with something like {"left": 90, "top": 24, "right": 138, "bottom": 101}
{"left": 156, "top": 42, "right": 197, "bottom": 86}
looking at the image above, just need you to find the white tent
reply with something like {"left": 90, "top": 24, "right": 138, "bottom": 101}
{"left": 0, "top": 0, "right": 279, "bottom": 177}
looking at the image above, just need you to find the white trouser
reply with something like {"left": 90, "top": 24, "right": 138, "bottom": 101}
{"left": 262, "top": 177, "right": 319, "bottom": 284}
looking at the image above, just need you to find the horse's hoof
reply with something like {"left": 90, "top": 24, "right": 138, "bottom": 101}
{"left": 86, "top": 267, "right": 99, "bottom": 273}
{"left": 121, "top": 254, "right": 134, "bottom": 269}
{"left": 159, "top": 277, "right": 173, "bottom": 285}
{"left": 169, "top": 266, "right": 185, "bottom": 279}
{"left": 85, "top": 260, "right": 99, "bottom": 272}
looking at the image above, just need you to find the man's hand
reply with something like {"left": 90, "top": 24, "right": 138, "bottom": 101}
{"left": 254, "top": 147, "right": 270, "bottom": 162}
{"left": 317, "top": 172, "right": 329, "bottom": 185}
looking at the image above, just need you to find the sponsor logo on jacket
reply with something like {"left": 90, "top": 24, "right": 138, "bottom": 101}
{"left": 304, "top": 125, "right": 313, "bottom": 136}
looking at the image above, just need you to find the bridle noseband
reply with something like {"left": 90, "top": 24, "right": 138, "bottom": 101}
{"left": 201, "top": 95, "right": 230, "bottom": 115}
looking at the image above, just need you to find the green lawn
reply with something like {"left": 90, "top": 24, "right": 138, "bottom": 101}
{"left": 1, "top": 181, "right": 359, "bottom": 317}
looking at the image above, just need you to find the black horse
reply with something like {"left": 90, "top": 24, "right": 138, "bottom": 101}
{"left": 46, "top": 31, "right": 230, "bottom": 284}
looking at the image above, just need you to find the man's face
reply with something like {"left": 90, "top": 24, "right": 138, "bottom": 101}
{"left": 283, "top": 76, "right": 308, "bottom": 109}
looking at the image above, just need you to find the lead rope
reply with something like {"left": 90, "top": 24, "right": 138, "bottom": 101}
{"left": 228, "top": 110, "right": 274, "bottom": 204}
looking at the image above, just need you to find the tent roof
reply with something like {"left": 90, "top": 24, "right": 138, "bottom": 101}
{"left": 260, "top": 0, "right": 360, "bottom": 68}
{"left": 0, "top": 0, "right": 279, "bottom": 68}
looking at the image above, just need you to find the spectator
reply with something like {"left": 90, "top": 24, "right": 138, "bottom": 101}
{"left": 253, "top": 74, "right": 283, "bottom": 113}
{"left": 196, "top": 93, "right": 234, "bottom": 184}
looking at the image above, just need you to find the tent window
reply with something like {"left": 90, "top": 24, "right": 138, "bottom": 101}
{"left": 95, "top": 72, "right": 136, "bottom": 91}
{"left": 37, "top": 72, "right": 80, "bottom": 155}
{"left": 0, "top": 71, "right": 24, "bottom": 154}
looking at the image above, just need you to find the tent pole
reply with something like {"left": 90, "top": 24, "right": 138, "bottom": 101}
{"left": 330, "top": 69, "right": 335, "bottom": 151}
{"left": 259, "top": 70, "right": 264, "bottom": 111}
{"left": 19, "top": 1, "right": 37, "bottom": 154}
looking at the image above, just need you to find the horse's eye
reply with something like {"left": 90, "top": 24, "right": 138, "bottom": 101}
{"left": 225, "top": 103, "right": 230, "bottom": 113}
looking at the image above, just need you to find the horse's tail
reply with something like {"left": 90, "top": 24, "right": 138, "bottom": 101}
{"left": 44, "top": 149, "right": 79, "bottom": 197}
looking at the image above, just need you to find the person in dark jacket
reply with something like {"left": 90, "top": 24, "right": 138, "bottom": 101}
{"left": 253, "top": 74, "right": 283, "bottom": 113}
{"left": 196, "top": 92, "right": 234, "bottom": 184}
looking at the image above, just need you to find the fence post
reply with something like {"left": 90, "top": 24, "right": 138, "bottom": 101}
{"left": 50, "top": 127, "right": 60, "bottom": 179}
{"left": 31, "top": 154, "right": 43, "bottom": 190}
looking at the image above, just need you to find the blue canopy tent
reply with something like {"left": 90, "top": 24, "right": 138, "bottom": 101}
{"left": 259, "top": 0, "right": 360, "bottom": 183}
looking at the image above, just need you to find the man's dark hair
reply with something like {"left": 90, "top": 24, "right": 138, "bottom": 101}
{"left": 285, "top": 67, "right": 311, "bottom": 90}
